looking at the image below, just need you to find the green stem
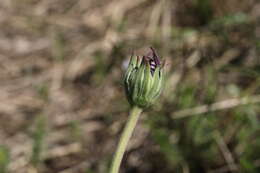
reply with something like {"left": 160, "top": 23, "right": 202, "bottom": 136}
{"left": 109, "top": 106, "right": 143, "bottom": 173}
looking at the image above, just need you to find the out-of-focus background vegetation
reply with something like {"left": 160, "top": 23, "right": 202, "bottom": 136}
{"left": 0, "top": 0, "right": 259, "bottom": 172}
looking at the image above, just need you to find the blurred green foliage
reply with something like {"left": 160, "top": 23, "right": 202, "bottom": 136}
{"left": 0, "top": 146, "right": 9, "bottom": 173}
{"left": 146, "top": 66, "right": 260, "bottom": 172}
{"left": 30, "top": 115, "right": 47, "bottom": 167}
{"left": 195, "top": 0, "right": 213, "bottom": 25}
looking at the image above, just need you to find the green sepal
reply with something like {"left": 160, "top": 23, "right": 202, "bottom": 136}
{"left": 149, "top": 67, "right": 163, "bottom": 100}
{"left": 132, "top": 61, "right": 145, "bottom": 103}
{"left": 143, "top": 61, "right": 153, "bottom": 101}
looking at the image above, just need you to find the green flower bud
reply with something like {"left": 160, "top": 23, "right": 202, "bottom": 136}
{"left": 124, "top": 47, "right": 165, "bottom": 108}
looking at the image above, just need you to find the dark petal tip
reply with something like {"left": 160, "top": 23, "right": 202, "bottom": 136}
{"left": 136, "top": 55, "right": 141, "bottom": 64}
{"left": 141, "top": 56, "right": 150, "bottom": 65}
{"left": 149, "top": 47, "right": 161, "bottom": 65}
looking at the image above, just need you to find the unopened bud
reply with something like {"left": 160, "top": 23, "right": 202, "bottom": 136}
{"left": 124, "top": 47, "right": 165, "bottom": 108}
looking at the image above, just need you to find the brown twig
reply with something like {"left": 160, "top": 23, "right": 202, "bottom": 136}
{"left": 214, "top": 131, "right": 238, "bottom": 172}
{"left": 172, "top": 95, "right": 260, "bottom": 119}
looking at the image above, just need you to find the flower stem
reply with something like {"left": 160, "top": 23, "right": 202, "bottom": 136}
{"left": 109, "top": 106, "right": 142, "bottom": 173}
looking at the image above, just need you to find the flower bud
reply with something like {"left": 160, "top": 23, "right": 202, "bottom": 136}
{"left": 124, "top": 47, "right": 164, "bottom": 108}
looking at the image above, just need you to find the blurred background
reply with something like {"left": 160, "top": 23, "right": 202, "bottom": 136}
{"left": 0, "top": 0, "right": 260, "bottom": 172}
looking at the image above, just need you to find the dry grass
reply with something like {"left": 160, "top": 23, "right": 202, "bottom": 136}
{"left": 0, "top": 0, "right": 259, "bottom": 172}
